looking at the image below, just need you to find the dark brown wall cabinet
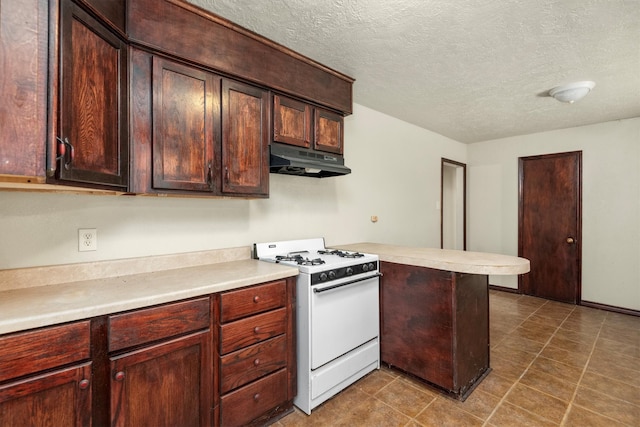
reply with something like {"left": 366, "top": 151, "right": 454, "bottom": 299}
{"left": 380, "top": 262, "right": 489, "bottom": 400}
{"left": 0, "top": 0, "right": 48, "bottom": 181}
{"left": 0, "top": 321, "right": 92, "bottom": 426}
{"left": 51, "top": 0, "right": 129, "bottom": 189}
{"left": 131, "top": 51, "right": 269, "bottom": 197}
{"left": 273, "top": 94, "right": 344, "bottom": 155}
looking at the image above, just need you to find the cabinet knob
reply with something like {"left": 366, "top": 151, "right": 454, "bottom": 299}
{"left": 253, "top": 295, "right": 260, "bottom": 303}
{"left": 114, "top": 371, "right": 125, "bottom": 382}
{"left": 253, "top": 326, "right": 260, "bottom": 334}
{"left": 79, "top": 379, "right": 90, "bottom": 390}
{"left": 253, "top": 393, "right": 260, "bottom": 401}
{"left": 254, "top": 358, "right": 260, "bottom": 366}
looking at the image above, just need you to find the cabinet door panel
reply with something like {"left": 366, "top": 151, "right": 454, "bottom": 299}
{"left": 56, "top": 0, "right": 128, "bottom": 187}
{"left": 0, "top": 363, "right": 91, "bottom": 427}
{"left": 314, "top": 108, "right": 343, "bottom": 154}
{"left": 273, "top": 94, "right": 311, "bottom": 148}
{"left": 152, "top": 57, "right": 219, "bottom": 192}
{"left": 221, "top": 80, "right": 269, "bottom": 196}
{"left": 110, "top": 331, "right": 211, "bottom": 427}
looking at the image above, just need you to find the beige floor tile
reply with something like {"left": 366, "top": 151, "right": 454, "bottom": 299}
{"left": 539, "top": 344, "right": 590, "bottom": 369}
{"left": 579, "top": 370, "right": 640, "bottom": 406}
{"left": 448, "top": 389, "right": 502, "bottom": 421}
{"left": 486, "top": 401, "right": 558, "bottom": 427}
{"left": 504, "top": 383, "right": 569, "bottom": 424}
{"left": 373, "top": 377, "right": 435, "bottom": 418}
{"left": 573, "top": 385, "right": 640, "bottom": 426}
{"left": 528, "top": 356, "right": 584, "bottom": 384}
{"left": 519, "top": 368, "right": 578, "bottom": 400}
{"left": 474, "top": 371, "right": 514, "bottom": 399}
{"left": 414, "top": 398, "right": 484, "bottom": 427}
{"left": 563, "top": 404, "right": 621, "bottom": 427}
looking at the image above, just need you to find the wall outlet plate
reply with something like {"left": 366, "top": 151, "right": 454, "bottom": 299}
{"left": 78, "top": 228, "right": 97, "bottom": 252}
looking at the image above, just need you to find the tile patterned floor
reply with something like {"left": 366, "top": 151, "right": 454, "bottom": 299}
{"left": 274, "top": 290, "right": 640, "bottom": 426}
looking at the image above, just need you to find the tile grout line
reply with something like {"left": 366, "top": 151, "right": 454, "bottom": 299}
{"left": 482, "top": 299, "right": 574, "bottom": 426}
{"left": 558, "top": 310, "right": 607, "bottom": 426}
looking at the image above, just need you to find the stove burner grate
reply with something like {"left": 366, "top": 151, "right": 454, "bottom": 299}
{"left": 318, "top": 249, "right": 365, "bottom": 258}
{"left": 276, "top": 255, "right": 326, "bottom": 266}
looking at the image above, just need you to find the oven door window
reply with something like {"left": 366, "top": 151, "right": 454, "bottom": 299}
{"left": 310, "top": 276, "right": 379, "bottom": 369}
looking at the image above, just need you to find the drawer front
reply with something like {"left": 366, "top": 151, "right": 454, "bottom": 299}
{"left": 220, "top": 335, "right": 287, "bottom": 394}
{"left": 220, "top": 368, "right": 288, "bottom": 427}
{"left": 220, "top": 280, "right": 286, "bottom": 323}
{"left": 0, "top": 321, "right": 90, "bottom": 383}
{"left": 109, "top": 297, "right": 210, "bottom": 352}
{"left": 219, "top": 308, "right": 286, "bottom": 355}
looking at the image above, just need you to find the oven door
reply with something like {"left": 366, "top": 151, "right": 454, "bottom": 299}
{"left": 310, "top": 274, "right": 380, "bottom": 369}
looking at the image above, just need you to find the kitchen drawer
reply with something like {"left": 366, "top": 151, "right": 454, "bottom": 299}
{"left": 108, "top": 297, "right": 210, "bottom": 352}
{"left": 0, "top": 320, "right": 90, "bottom": 383}
{"left": 220, "top": 368, "right": 288, "bottom": 427}
{"left": 219, "top": 308, "right": 286, "bottom": 355}
{"left": 220, "top": 335, "right": 287, "bottom": 394}
{"left": 220, "top": 280, "right": 286, "bottom": 322}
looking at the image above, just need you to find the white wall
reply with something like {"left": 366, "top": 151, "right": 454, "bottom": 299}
{"left": 0, "top": 103, "right": 466, "bottom": 270}
{"left": 467, "top": 117, "right": 640, "bottom": 311}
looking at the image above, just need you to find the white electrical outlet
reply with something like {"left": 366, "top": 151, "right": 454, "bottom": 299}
{"left": 78, "top": 228, "right": 97, "bottom": 252}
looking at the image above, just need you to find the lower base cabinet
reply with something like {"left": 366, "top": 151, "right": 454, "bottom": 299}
{"left": 380, "top": 261, "right": 489, "bottom": 400}
{"left": 0, "top": 278, "right": 296, "bottom": 427}
{"left": 0, "top": 321, "right": 92, "bottom": 426}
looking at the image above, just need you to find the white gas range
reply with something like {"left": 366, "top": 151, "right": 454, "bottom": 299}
{"left": 253, "top": 238, "right": 380, "bottom": 414}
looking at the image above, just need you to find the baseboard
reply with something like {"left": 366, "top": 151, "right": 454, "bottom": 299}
{"left": 488, "top": 284, "right": 519, "bottom": 294}
{"left": 488, "top": 287, "right": 639, "bottom": 317}
{"left": 580, "top": 300, "right": 640, "bottom": 318}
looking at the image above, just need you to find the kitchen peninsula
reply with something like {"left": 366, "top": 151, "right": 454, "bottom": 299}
{"left": 335, "top": 243, "right": 530, "bottom": 400}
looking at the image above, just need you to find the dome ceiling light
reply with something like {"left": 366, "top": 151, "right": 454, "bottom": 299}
{"left": 549, "top": 81, "right": 596, "bottom": 104}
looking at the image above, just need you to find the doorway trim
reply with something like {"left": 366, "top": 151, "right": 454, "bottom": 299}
{"left": 441, "top": 158, "right": 467, "bottom": 250}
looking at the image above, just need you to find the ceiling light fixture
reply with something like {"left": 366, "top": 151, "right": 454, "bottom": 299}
{"left": 548, "top": 81, "right": 596, "bottom": 104}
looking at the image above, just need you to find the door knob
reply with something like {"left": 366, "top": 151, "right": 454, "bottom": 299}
{"left": 566, "top": 237, "right": 575, "bottom": 244}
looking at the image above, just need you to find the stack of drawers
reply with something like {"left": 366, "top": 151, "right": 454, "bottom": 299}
{"left": 217, "top": 279, "right": 294, "bottom": 426}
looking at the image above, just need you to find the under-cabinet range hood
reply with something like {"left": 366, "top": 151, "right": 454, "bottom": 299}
{"left": 269, "top": 142, "right": 351, "bottom": 178}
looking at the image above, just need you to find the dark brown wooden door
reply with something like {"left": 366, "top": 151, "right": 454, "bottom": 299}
{"left": 221, "top": 80, "right": 269, "bottom": 196}
{"left": 110, "top": 331, "right": 211, "bottom": 427}
{"left": 519, "top": 151, "right": 582, "bottom": 303}
{"left": 55, "top": 0, "right": 128, "bottom": 188}
{"left": 314, "top": 108, "right": 343, "bottom": 154}
{"left": 273, "top": 94, "right": 311, "bottom": 148}
{"left": 151, "top": 57, "right": 220, "bottom": 192}
{"left": 0, "top": 363, "right": 92, "bottom": 427}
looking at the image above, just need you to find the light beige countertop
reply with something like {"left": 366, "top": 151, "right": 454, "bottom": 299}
{"left": 334, "top": 243, "right": 530, "bottom": 275}
{"left": 0, "top": 248, "right": 298, "bottom": 335}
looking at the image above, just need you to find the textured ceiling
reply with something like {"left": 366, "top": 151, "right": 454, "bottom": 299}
{"left": 189, "top": 0, "right": 640, "bottom": 143}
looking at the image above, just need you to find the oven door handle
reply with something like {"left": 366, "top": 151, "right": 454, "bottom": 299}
{"left": 313, "top": 273, "right": 382, "bottom": 293}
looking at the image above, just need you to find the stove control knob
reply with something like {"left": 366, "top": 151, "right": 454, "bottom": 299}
{"left": 368, "top": 263, "right": 375, "bottom": 271}
{"left": 319, "top": 272, "right": 328, "bottom": 281}
{"left": 346, "top": 267, "right": 354, "bottom": 276}
{"left": 328, "top": 270, "right": 336, "bottom": 280}
{"left": 362, "top": 263, "right": 369, "bottom": 272}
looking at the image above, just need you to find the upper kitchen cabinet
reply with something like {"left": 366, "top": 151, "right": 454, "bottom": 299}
{"left": 49, "top": 0, "right": 129, "bottom": 190}
{"left": 0, "top": 0, "right": 48, "bottom": 182}
{"left": 314, "top": 108, "right": 344, "bottom": 155}
{"left": 150, "top": 57, "right": 220, "bottom": 193}
{"left": 273, "top": 95, "right": 312, "bottom": 148}
{"left": 273, "top": 94, "right": 344, "bottom": 155}
{"left": 221, "top": 80, "right": 270, "bottom": 197}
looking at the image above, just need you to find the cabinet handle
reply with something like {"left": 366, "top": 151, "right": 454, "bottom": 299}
{"left": 253, "top": 393, "right": 260, "bottom": 401}
{"left": 114, "top": 371, "right": 125, "bottom": 382}
{"left": 207, "top": 162, "right": 213, "bottom": 186}
{"left": 56, "top": 137, "right": 74, "bottom": 170}
{"left": 224, "top": 167, "right": 229, "bottom": 183}
{"left": 78, "top": 379, "right": 90, "bottom": 390}
{"left": 253, "top": 295, "right": 260, "bottom": 303}
{"left": 253, "top": 326, "right": 260, "bottom": 334}
{"left": 253, "top": 358, "right": 260, "bottom": 366}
